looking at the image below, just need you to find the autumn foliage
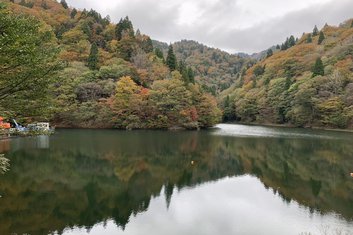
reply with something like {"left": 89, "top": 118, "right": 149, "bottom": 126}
{"left": 0, "top": 0, "right": 221, "bottom": 128}
{"left": 222, "top": 20, "right": 353, "bottom": 129}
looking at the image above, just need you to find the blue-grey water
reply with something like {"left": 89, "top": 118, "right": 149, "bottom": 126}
{"left": 0, "top": 124, "right": 352, "bottom": 235}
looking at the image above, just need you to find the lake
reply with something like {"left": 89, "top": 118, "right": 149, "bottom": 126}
{"left": 0, "top": 124, "right": 352, "bottom": 235}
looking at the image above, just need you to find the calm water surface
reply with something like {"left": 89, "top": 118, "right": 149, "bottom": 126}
{"left": 0, "top": 124, "right": 352, "bottom": 235}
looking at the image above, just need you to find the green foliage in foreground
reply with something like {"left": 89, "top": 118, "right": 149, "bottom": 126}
{"left": 0, "top": 4, "right": 62, "bottom": 120}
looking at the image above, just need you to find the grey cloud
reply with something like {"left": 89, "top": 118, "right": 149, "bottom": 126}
{"left": 66, "top": 0, "right": 353, "bottom": 53}
{"left": 214, "top": 0, "right": 353, "bottom": 53}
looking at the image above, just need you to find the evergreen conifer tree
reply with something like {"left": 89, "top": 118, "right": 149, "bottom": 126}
{"left": 155, "top": 48, "right": 164, "bottom": 60}
{"left": 318, "top": 31, "right": 325, "bottom": 45}
{"left": 88, "top": 43, "right": 99, "bottom": 70}
{"left": 223, "top": 95, "right": 235, "bottom": 122}
{"left": 266, "top": 49, "right": 273, "bottom": 58}
{"left": 70, "top": 8, "right": 77, "bottom": 19}
{"left": 312, "top": 25, "right": 319, "bottom": 36}
{"left": 141, "top": 37, "right": 153, "bottom": 53}
{"left": 115, "top": 17, "right": 134, "bottom": 40}
{"left": 187, "top": 67, "right": 195, "bottom": 84}
{"left": 312, "top": 58, "right": 324, "bottom": 77}
{"left": 60, "top": 0, "right": 68, "bottom": 9}
{"left": 306, "top": 33, "right": 313, "bottom": 43}
{"left": 166, "top": 45, "right": 176, "bottom": 71}
{"left": 288, "top": 35, "right": 296, "bottom": 47}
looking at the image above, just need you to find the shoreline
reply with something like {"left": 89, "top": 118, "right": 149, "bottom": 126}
{"left": 220, "top": 121, "right": 353, "bottom": 133}
{"left": 3, "top": 123, "right": 353, "bottom": 134}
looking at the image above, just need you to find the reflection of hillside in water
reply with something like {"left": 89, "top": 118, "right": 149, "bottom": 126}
{"left": 9, "top": 135, "right": 50, "bottom": 151}
{"left": 0, "top": 129, "right": 352, "bottom": 235}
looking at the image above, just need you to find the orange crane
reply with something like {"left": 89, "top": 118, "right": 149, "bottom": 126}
{"left": 0, "top": 117, "right": 10, "bottom": 129}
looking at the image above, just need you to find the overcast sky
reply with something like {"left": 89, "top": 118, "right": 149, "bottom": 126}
{"left": 66, "top": 0, "right": 353, "bottom": 53}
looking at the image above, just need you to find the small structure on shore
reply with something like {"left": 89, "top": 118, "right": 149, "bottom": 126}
{"left": 27, "top": 122, "right": 51, "bottom": 131}
{"left": 1, "top": 118, "right": 54, "bottom": 137}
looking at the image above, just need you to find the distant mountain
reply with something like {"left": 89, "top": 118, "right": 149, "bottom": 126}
{"left": 235, "top": 45, "right": 278, "bottom": 61}
{"left": 153, "top": 40, "right": 255, "bottom": 94}
{"left": 234, "top": 52, "right": 251, "bottom": 59}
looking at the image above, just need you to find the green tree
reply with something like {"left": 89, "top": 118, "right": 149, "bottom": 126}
{"left": 178, "top": 60, "right": 187, "bottom": 79}
{"left": 166, "top": 45, "right": 177, "bottom": 71}
{"left": 70, "top": 8, "right": 77, "bottom": 19}
{"left": 116, "top": 37, "right": 136, "bottom": 61}
{"left": 41, "top": 1, "right": 48, "bottom": 9}
{"left": 253, "top": 65, "right": 265, "bottom": 76}
{"left": 113, "top": 76, "right": 144, "bottom": 129}
{"left": 288, "top": 35, "right": 296, "bottom": 47}
{"left": 0, "top": 5, "right": 61, "bottom": 118}
{"left": 266, "top": 49, "right": 273, "bottom": 58}
{"left": 115, "top": 16, "right": 134, "bottom": 41}
{"left": 196, "top": 93, "right": 222, "bottom": 127}
{"left": 312, "top": 25, "right": 319, "bottom": 36}
{"left": 223, "top": 95, "right": 235, "bottom": 121}
{"left": 281, "top": 39, "right": 288, "bottom": 50}
{"left": 312, "top": 58, "right": 324, "bottom": 77}
{"left": 306, "top": 33, "right": 313, "bottom": 43}
{"left": 150, "top": 78, "right": 192, "bottom": 126}
{"left": 60, "top": 0, "right": 68, "bottom": 9}
{"left": 19, "top": 0, "right": 34, "bottom": 8}
{"left": 287, "top": 81, "right": 316, "bottom": 126}
{"left": 267, "top": 78, "right": 290, "bottom": 123}
{"left": 141, "top": 36, "right": 153, "bottom": 53}
{"left": 318, "top": 31, "right": 325, "bottom": 45}
{"left": 155, "top": 48, "right": 164, "bottom": 60}
{"left": 87, "top": 43, "right": 99, "bottom": 70}
{"left": 187, "top": 67, "right": 195, "bottom": 84}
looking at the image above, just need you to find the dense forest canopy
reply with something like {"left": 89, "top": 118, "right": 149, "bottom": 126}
{"left": 1, "top": 0, "right": 353, "bottom": 129}
{"left": 153, "top": 40, "right": 255, "bottom": 95}
{"left": 0, "top": 0, "right": 221, "bottom": 129}
{"left": 221, "top": 22, "right": 353, "bottom": 129}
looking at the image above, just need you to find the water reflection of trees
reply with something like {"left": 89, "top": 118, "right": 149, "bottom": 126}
{"left": 0, "top": 130, "right": 352, "bottom": 235}
{"left": 0, "top": 155, "right": 9, "bottom": 174}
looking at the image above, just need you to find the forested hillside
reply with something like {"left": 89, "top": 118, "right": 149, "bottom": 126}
{"left": 0, "top": 0, "right": 221, "bottom": 129}
{"left": 153, "top": 40, "right": 254, "bottom": 95}
{"left": 2, "top": 0, "right": 353, "bottom": 130}
{"left": 222, "top": 21, "right": 353, "bottom": 129}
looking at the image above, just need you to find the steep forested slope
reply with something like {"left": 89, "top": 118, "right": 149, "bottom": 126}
{"left": 153, "top": 40, "right": 254, "bottom": 94}
{"left": 222, "top": 21, "right": 353, "bottom": 129}
{"left": 0, "top": 0, "right": 221, "bottom": 129}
